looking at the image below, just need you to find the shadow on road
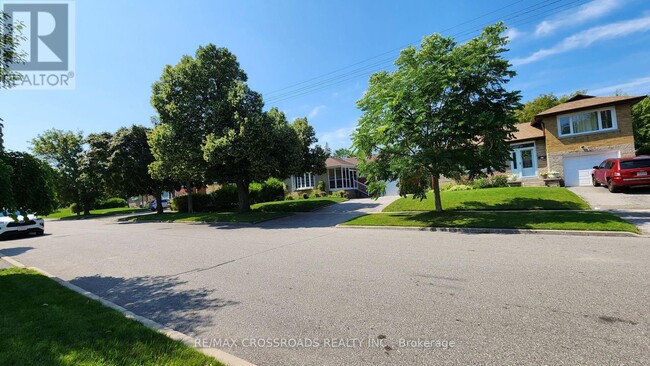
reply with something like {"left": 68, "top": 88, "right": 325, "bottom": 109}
{"left": 0, "top": 246, "right": 34, "bottom": 256}
{"left": 70, "top": 274, "right": 239, "bottom": 333}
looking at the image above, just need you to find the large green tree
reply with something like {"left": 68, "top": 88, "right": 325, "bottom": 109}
{"left": 108, "top": 125, "right": 171, "bottom": 213}
{"left": 632, "top": 96, "right": 650, "bottom": 154}
{"left": 332, "top": 147, "right": 352, "bottom": 159}
{"left": 514, "top": 90, "right": 586, "bottom": 123}
{"left": 353, "top": 23, "right": 521, "bottom": 212}
{"left": 291, "top": 117, "right": 328, "bottom": 176}
{"left": 77, "top": 132, "right": 112, "bottom": 215}
{"left": 4, "top": 151, "right": 57, "bottom": 215}
{"left": 149, "top": 44, "right": 247, "bottom": 213}
{"left": 202, "top": 84, "right": 302, "bottom": 212}
{"left": 31, "top": 129, "right": 84, "bottom": 214}
{"left": 1, "top": 11, "right": 25, "bottom": 89}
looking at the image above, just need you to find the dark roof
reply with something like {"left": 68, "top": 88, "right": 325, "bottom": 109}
{"left": 532, "top": 95, "right": 646, "bottom": 126}
{"left": 510, "top": 122, "right": 544, "bottom": 142}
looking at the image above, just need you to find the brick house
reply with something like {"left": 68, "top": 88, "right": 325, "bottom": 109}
{"left": 526, "top": 94, "right": 645, "bottom": 186}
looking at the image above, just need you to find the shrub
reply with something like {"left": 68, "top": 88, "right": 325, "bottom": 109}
{"left": 302, "top": 192, "right": 310, "bottom": 199}
{"left": 96, "top": 197, "right": 128, "bottom": 209}
{"left": 472, "top": 178, "right": 490, "bottom": 189}
{"left": 210, "top": 185, "right": 238, "bottom": 209}
{"left": 441, "top": 183, "right": 455, "bottom": 191}
{"left": 330, "top": 190, "right": 348, "bottom": 198}
{"left": 317, "top": 180, "right": 326, "bottom": 192}
{"left": 69, "top": 203, "right": 79, "bottom": 214}
{"left": 260, "top": 178, "right": 285, "bottom": 202}
{"left": 248, "top": 183, "right": 263, "bottom": 204}
{"left": 471, "top": 175, "right": 509, "bottom": 189}
{"left": 636, "top": 144, "right": 650, "bottom": 156}
{"left": 171, "top": 193, "right": 214, "bottom": 213}
{"left": 284, "top": 193, "right": 294, "bottom": 200}
{"left": 491, "top": 175, "right": 509, "bottom": 187}
{"left": 447, "top": 184, "right": 473, "bottom": 191}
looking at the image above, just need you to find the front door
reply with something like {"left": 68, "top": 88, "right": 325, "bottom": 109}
{"left": 511, "top": 147, "right": 536, "bottom": 178}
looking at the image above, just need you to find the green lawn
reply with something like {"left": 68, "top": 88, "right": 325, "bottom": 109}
{"left": 343, "top": 211, "right": 638, "bottom": 233}
{"left": 0, "top": 268, "right": 222, "bottom": 366}
{"left": 384, "top": 187, "right": 590, "bottom": 212}
{"left": 121, "top": 197, "right": 347, "bottom": 223}
{"left": 44, "top": 207, "right": 149, "bottom": 220}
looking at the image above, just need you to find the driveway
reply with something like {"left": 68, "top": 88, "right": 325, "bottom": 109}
{"left": 569, "top": 186, "right": 650, "bottom": 234}
{"left": 1, "top": 213, "right": 649, "bottom": 365}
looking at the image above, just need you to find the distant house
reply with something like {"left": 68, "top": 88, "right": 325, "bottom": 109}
{"left": 529, "top": 94, "right": 645, "bottom": 186}
{"left": 284, "top": 157, "right": 400, "bottom": 197}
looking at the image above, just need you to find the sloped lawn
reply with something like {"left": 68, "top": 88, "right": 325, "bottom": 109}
{"left": 0, "top": 268, "right": 222, "bottom": 366}
{"left": 343, "top": 211, "right": 639, "bottom": 233}
{"left": 44, "top": 207, "right": 149, "bottom": 220}
{"left": 383, "top": 187, "right": 590, "bottom": 212}
{"left": 120, "top": 197, "right": 346, "bottom": 223}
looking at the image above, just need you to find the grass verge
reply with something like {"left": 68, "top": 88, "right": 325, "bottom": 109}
{"left": 342, "top": 211, "right": 639, "bottom": 233}
{"left": 120, "top": 197, "right": 347, "bottom": 224}
{"left": 44, "top": 207, "right": 149, "bottom": 220}
{"left": 383, "top": 187, "right": 590, "bottom": 212}
{"left": 0, "top": 267, "right": 222, "bottom": 366}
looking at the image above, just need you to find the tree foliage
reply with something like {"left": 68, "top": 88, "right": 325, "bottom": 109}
{"left": 77, "top": 132, "right": 112, "bottom": 214}
{"left": 332, "top": 148, "right": 352, "bottom": 159}
{"left": 3, "top": 151, "right": 57, "bottom": 215}
{"left": 0, "top": 11, "right": 26, "bottom": 89}
{"left": 632, "top": 96, "right": 650, "bottom": 154}
{"left": 514, "top": 90, "right": 586, "bottom": 123}
{"left": 291, "top": 117, "right": 328, "bottom": 175}
{"left": 31, "top": 129, "right": 84, "bottom": 212}
{"left": 353, "top": 23, "right": 521, "bottom": 212}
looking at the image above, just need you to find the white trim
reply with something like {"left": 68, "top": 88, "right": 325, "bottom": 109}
{"left": 328, "top": 167, "right": 358, "bottom": 190}
{"left": 510, "top": 141, "right": 538, "bottom": 178}
{"left": 556, "top": 106, "right": 618, "bottom": 138}
{"left": 294, "top": 173, "right": 315, "bottom": 190}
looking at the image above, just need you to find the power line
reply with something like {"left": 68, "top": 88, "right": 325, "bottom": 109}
{"left": 265, "top": 0, "right": 588, "bottom": 104}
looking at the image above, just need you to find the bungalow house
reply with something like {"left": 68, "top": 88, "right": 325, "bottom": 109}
{"left": 529, "top": 94, "right": 645, "bottom": 186}
{"left": 285, "top": 157, "right": 400, "bottom": 197}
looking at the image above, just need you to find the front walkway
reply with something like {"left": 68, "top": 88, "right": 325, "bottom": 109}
{"left": 259, "top": 196, "right": 399, "bottom": 229}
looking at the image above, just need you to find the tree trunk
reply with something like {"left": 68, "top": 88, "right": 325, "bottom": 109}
{"left": 432, "top": 175, "right": 443, "bottom": 212}
{"left": 186, "top": 182, "right": 193, "bottom": 214}
{"left": 155, "top": 191, "right": 164, "bottom": 214}
{"left": 83, "top": 202, "right": 90, "bottom": 216}
{"left": 236, "top": 181, "right": 251, "bottom": 212}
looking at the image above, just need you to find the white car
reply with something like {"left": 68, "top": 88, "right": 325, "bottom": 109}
{"left": 0, "top": 211, "right": 45, "bottom": 238}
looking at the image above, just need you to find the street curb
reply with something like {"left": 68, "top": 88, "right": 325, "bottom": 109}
{"left": 0, "top": 253, "right": 256, "bottom": 366}
{"left": 335, "top": 225, "right": 644, "bottom": 237}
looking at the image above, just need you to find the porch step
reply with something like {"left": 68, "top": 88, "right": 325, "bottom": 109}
{"left": 521, "top": 179, "right": 546, "bottom": 187}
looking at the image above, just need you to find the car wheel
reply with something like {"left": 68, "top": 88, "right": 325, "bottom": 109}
{"left": 592, "top": 175, "right": 600, "bottom": 187}
{"left": 607, "top": 179, "right": 620, "bottom": 193}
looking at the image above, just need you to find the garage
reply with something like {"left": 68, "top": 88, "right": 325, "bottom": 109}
{"left": 562, "top": 151, "right": 620, "bottom": 186}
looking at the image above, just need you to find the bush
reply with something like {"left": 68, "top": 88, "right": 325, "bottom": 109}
{"left": 441, "top": 183, "right": 455, "bottom": 191}
{"left": 69, "top": 203, "right": 79, "bottom": 214}
{"left": 637, "top": 144, "right": 650, "bottom": 156}
{"left": 284, "top": 194, "right": 294, "bottom": 200}
{"left": 317, "top": 180, "right": 326, "bottom": 192}
{"left": 447, "top": 184, "right": 473, "bottom": 191}
{"left": 472, "top": 178, "right": 490, "bottom": 189}
{"left": 96, "top": 197, "right": 128, "bottom": 209}
{"left": 330, "top": 190, "right": 348, "bottom": 198}
{"left": 171, "top": 193, "right": 214, "bottom": 213}
{"left": 471, "top": 175, "right": 509, "bottom": 189}
{"left": 491, "top": 175, "right": 509, "bottom": 188}
{"left": 210, "top": 185, "right": 238, "bottom": 209}
{"left": 260, "top": 178, "right": 285, "bottom": 202}
{"left": 248, "top": 183, "right": 263, "bottom": 204}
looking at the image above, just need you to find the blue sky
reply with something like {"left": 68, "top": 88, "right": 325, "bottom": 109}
{"left": 2, "top": 0, "right": 650, "bottom": 153}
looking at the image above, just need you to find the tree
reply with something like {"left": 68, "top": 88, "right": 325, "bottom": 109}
{"left": 3, "top": 151, "right": 57, "bottom": 215}
{"left": 149, "top": 44, "right": 247, "bottom": 213}
{"left": 77, "top": 132, "right": 112, "bottom": 215}
{"left": 31, "top": 129, "right": 84, "bottom": 214}
{"left": 514, "top": 90, "right": 586, "bottom": 123}
{"left": 632, "top": 96, "right": 650, "bottom": 154}
{"left": 291, "top": 117, "right": 328, "bottom": 175}
{"left": 1, "top": 11, "right": 26, "bottom": 89}
{"left": 332, "top": 147, "right": 353, "bottom": 159}
{"left": 353, "top": 23, "right": 521, "bottom": 212}
{"left": 107, "top": 125, "right": 170, "bottom": 214}
{"left": 202, "top": 84, "right": 302, "bottom": 212}
{"left": 0, "top": 156, "right": 13, "bottom": 209}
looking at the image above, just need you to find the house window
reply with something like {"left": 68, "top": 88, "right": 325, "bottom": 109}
{"left": 557, "top": 107, "right": 617, "bottom": 137}
{"left": 294, "top": 173, "right": 314, "bottom": 190}
{"left": 328, "top": 167, "right": 357, "bottom": 189}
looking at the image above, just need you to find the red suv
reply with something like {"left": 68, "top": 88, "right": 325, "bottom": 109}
{"left": 592, "top": 155, "right": 650, "bottom": 192}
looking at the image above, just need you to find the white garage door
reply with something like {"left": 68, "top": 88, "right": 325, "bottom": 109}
{"left": 563, "top": 151, "right": 620, "bottom": 186}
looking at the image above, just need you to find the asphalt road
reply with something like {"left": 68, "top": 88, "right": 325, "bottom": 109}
{"left": 1, "top": 214, "right": 649, "bottom": 365}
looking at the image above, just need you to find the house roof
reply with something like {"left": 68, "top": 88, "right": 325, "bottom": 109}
{"left": 532, "top": 94, "right": 647, "bottom": 126}
{"left": 326, "top": 157, "right": 358, "bottom": 167}
{"left": 510, "top": 122, "right": 544, "bottom": 142}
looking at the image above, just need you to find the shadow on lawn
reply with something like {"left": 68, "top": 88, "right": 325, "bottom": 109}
{"left": 458, "top": 197, "right": 587, "bottom": 210}
{"left": 70, "top": 274, "right": 239, "bottom": 334}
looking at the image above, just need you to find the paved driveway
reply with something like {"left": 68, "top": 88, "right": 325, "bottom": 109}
{"left": 569, "top": 186, "right": 650, "bottom": 234}
{"left": 1, "top": 211, "right": 649, "bottom": 365}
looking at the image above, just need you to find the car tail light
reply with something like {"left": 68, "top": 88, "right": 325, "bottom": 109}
{"left": 613, "top": 172, "right": 621, "bottom": 177}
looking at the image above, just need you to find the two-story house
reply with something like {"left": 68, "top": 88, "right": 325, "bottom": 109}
{"left": 529, "top": 94, "right": 645, "bottom": 186}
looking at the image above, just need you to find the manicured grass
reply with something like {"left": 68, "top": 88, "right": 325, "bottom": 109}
{"left": 44, "top": 207, "right": 149, "bottom": 220}
{"left": 121, "top": 211, "right": 290, "bottom": 224}
{"left": 121, "top": 197, "right": 346, "bottom": 223}
{"left": 343, "top": 211, "right": 639, "bottom": 233}
{"left": 0, "top": 267, "right": 222, "bottom": 366}
{"left": 252, "top": 197, "right": 347, "bottom": 212}
{"left": 383, "top": 187, "right": 590, "bottom": 212}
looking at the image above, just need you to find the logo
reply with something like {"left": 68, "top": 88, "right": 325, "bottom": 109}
{"left": 2, "top": 0, "right": 75, "bottom": 89}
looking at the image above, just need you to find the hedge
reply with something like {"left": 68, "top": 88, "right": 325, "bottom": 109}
{"left": 96, "top": 197, "right": 128, "bottom": 209}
